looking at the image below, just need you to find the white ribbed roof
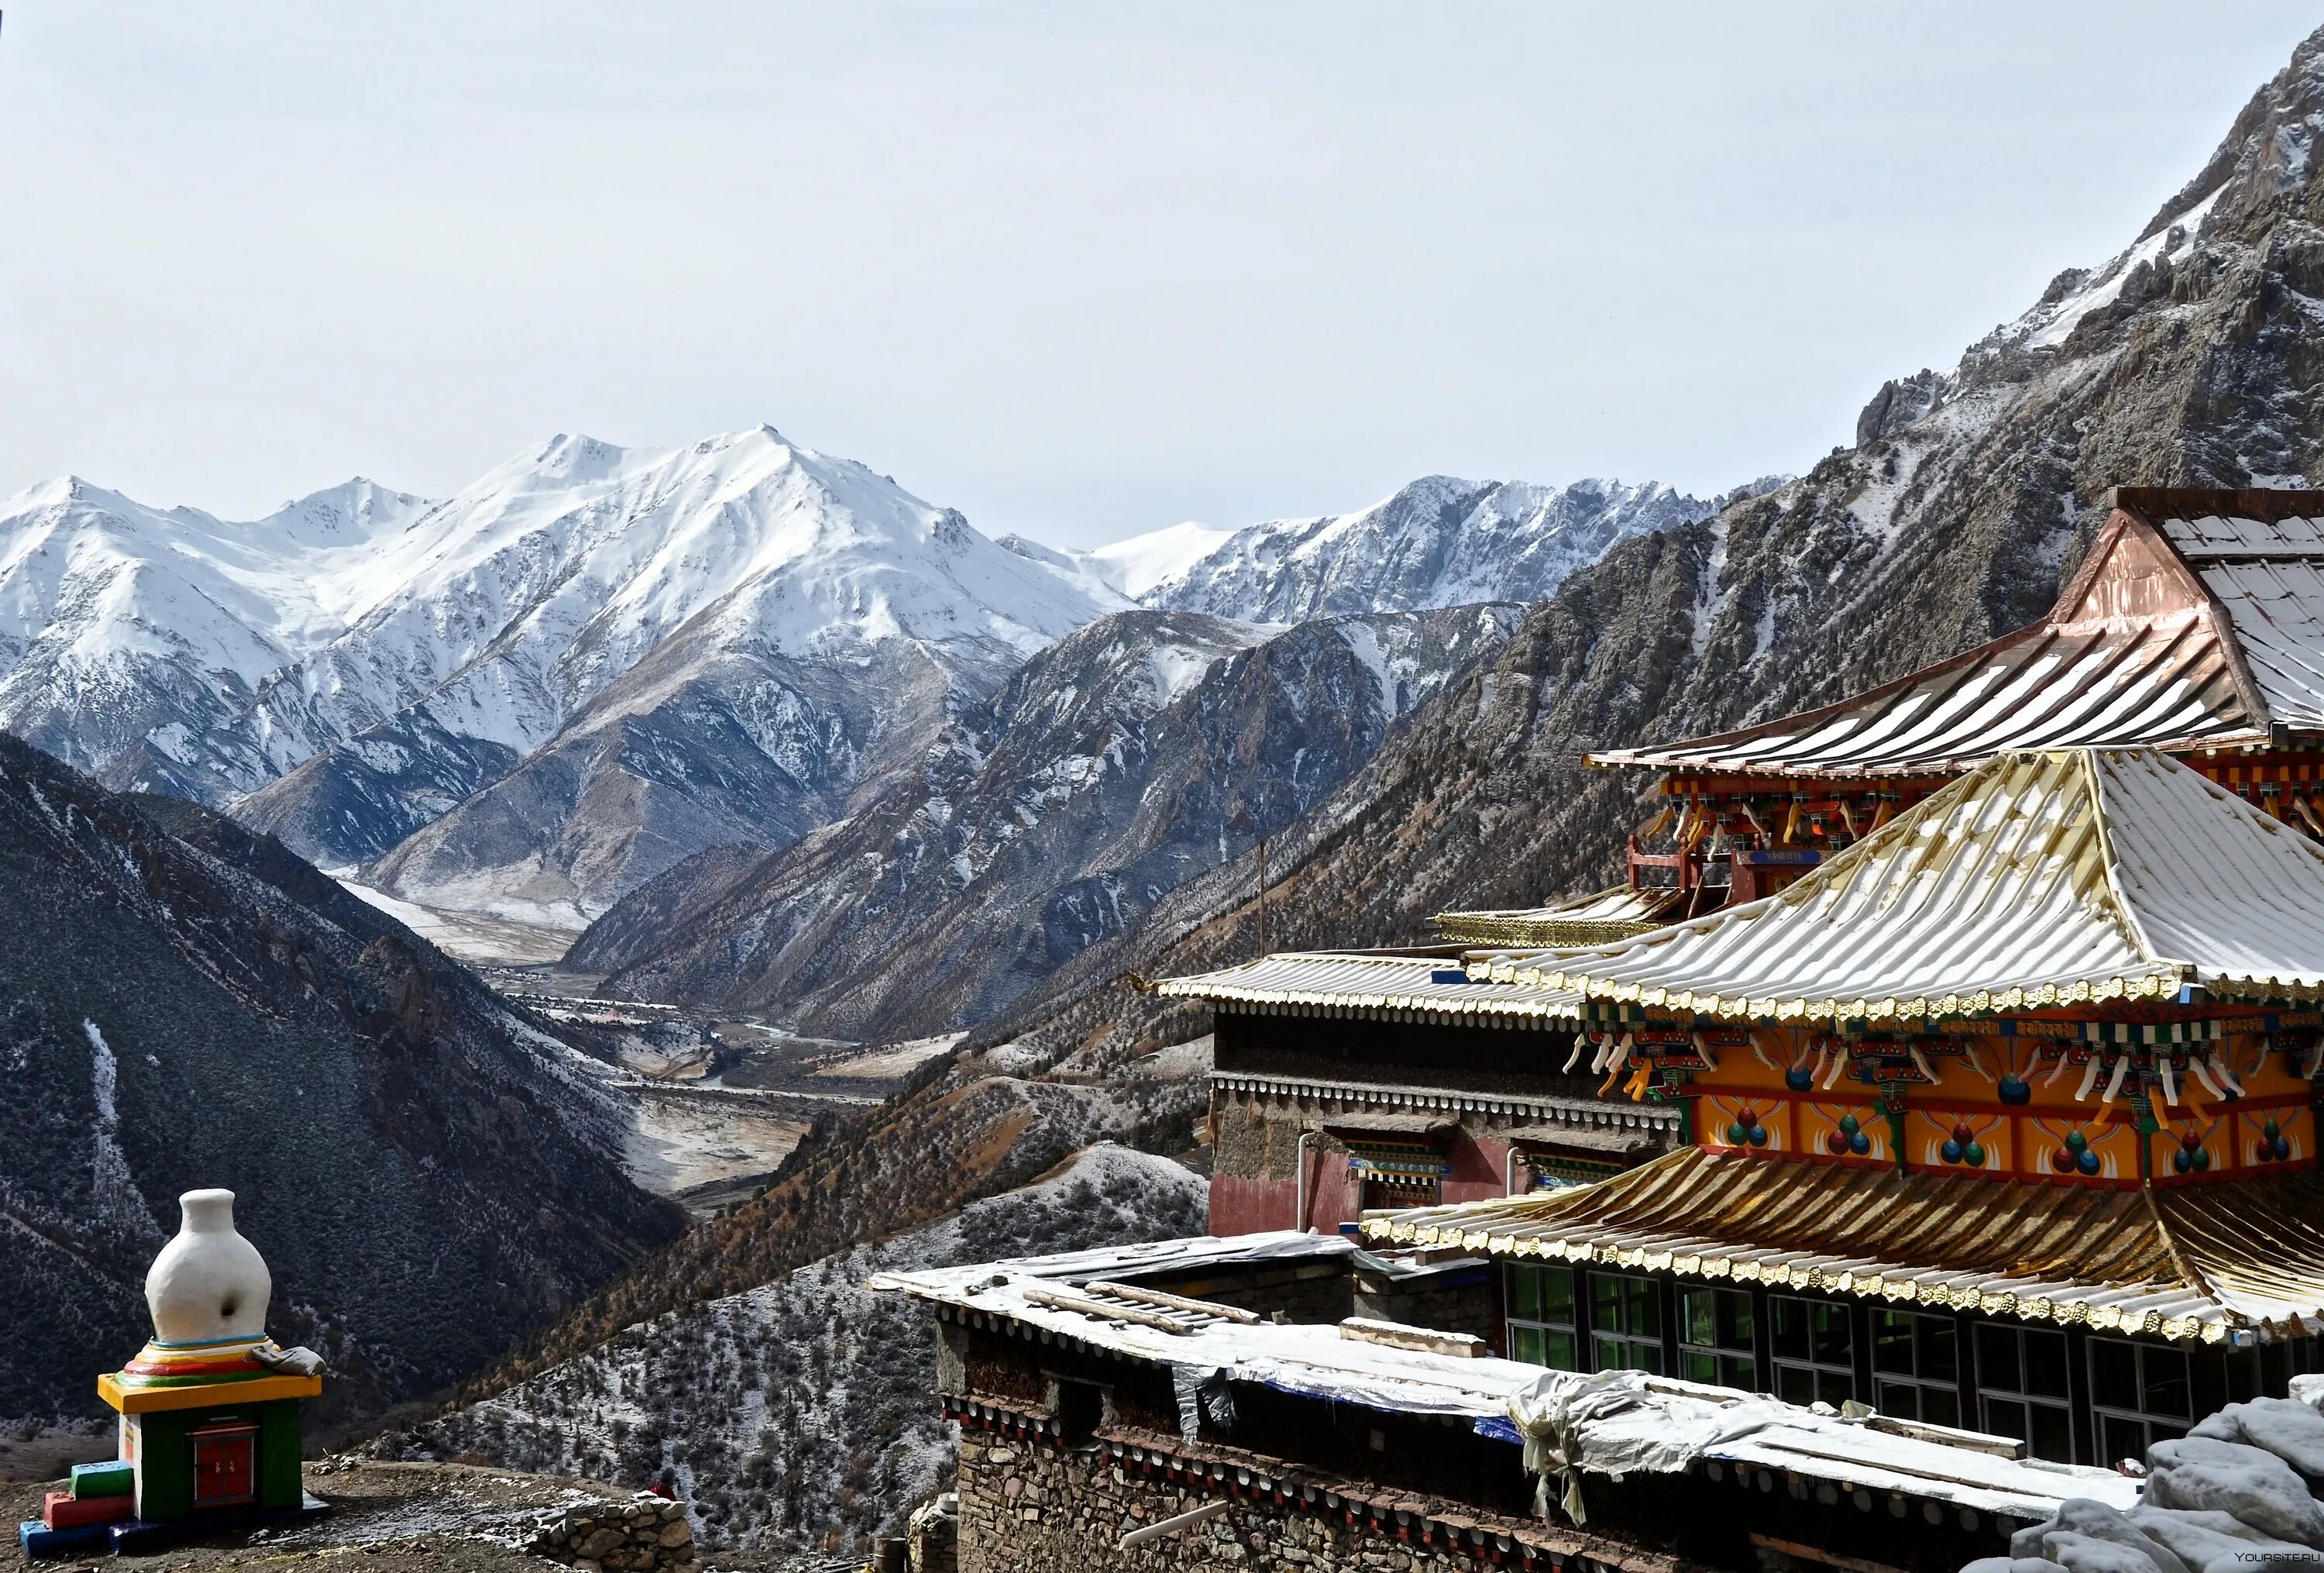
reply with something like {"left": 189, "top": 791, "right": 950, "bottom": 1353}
{"left": 1594, "top": 497, "right": 2324, "bottom": 778}
{"left": 1155, "top": 952, "right": 1581, "bottom": 1026}
{"left": 1476, "top": 747, "right": 2324, "bottom": 1021}
{"left": 1588, "top": 617, "right": 2257, "bottom": 776}
{"left": 2194, "top": 556, "right": 2324, "bottom": 728}
{"left": 1435, "top": 884, "right": 1683, "bottom": 946}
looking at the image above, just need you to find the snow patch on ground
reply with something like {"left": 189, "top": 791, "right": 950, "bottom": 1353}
{"left": 338, "top": 879, "right": 581, "bottom": 965}
{"left": 395, "top": 1144, "right": 1206, "bottom": 1554}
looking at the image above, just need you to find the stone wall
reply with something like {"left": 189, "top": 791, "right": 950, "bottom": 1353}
{"left": 531, "top": 1492, "right": 698, "bottom": 1572}
{"left": 1352, "top": 1261, "right": 1500, "bottom": 1348}
{"left": 951, "top": 1424, "right": 1653, "bottom": 1573}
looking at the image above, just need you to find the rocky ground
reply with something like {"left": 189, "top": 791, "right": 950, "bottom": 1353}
{"left": 0, "top": 1461, "right": 851, "bottom": 1573}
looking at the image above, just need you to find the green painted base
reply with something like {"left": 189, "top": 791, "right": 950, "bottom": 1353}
{"left": 126, "top": 1398, "right": 304, "bottom": 1522}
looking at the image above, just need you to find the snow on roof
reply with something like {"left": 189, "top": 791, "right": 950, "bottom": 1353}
{"left": 1154, "top": 951, "right": 1582, "bottom": 1027}
{"left": 872, "top": 1230, "right": 2137, "bottom": 1521}
{"left": 1434, "top": 886, "right": 1686, "bottom": 948}
{"left": 1475, "top": 748, "right": 2324, "bottom": 1023}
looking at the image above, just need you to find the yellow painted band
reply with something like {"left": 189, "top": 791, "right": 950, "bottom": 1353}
{"left": 98, "top": 1371, "right": 322, "bottom": 1414}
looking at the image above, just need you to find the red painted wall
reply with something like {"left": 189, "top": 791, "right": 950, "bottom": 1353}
{"left": 1208, "top": 1134, "right": 1529, "bottom": 1235}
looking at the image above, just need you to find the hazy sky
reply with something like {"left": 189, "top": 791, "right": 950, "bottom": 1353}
{"left": 2, "top": 5, "right": 2319, "bottom": 547}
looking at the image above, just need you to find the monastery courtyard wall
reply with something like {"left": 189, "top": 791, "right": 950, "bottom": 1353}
{"left": 951, "top": 1431, "right": 1649, "bottom": 1573}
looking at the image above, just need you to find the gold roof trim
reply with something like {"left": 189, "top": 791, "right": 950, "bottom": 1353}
{"left": 1363, "top": 1148, "right": 2324, "bottom": 1344}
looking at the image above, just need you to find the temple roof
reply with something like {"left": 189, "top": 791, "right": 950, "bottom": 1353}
{"left": 1155, "top": 951, "right": 1581, "bottom": 1027}
{"left": 1434, "top": 885, "right": 1684, "bottom": 948}
{"left": 1590, "top": 488, "right": 2324, "bottom": 779}
{"left": 1473, "top": 747, "right": 2324, "bottom": 1022}
{"left": 1363, "top": 1145, "right": 2324, "bottom": 1344}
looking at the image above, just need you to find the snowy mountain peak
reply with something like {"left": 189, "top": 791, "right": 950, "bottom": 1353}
{"left": 1122, "top": 473, "right": 1714, "bottom": 623}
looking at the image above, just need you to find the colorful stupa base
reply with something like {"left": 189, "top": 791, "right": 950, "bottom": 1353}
{"left": 19, "top": 1494, "right": 330, "bottom": 1561}
{"left": 28, "top": 1334, "right": 330, "bottom": 1558}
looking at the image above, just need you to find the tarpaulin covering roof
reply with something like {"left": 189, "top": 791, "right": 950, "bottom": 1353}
{"left": 1434, "top": 886, "right": 1685, "bottom": 948}
{"left": 872, "top": 1229, "right": 2138, "bottom": 1520}
{"left": 1591, "top": 491, "right": 2324, "bottom": 778}
{"left": 1363, "top": 1146, "right": 2324, "bottom": 1344}
{"left": 1155, "top": 952, "right": 1582, "bottom": 1027}
{"left": 1473, "top": 748, "right": 2324, "bottom": 1022}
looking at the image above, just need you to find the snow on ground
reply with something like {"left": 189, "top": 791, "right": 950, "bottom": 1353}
{"left": 338, "top": 878, "right": 581, "bottom": 965}
{"left": 2016, "top": 185, "right": 2226, "bottom": 350}
{"left": 621, "top": 1086, "right": 813, "bottom": 1200}
{"left": 1078, "top": 520, "right": 1235, "bottom": 598}
{"left": 391, "top": 1143, "right": 1208, "bottom": 1555}
{"left": 809, "top": 1033, "right": 964, "bottom": 1080}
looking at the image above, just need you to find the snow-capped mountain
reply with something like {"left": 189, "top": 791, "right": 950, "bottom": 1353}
{"left": 569, "top": 601, "right": 1521, "bottom": 1038}
{"left": 1014, "top": 476, "right": 1713, "bottom": 624}
{"left": 999, "top": 519, "right": 1229, "bottom": 602}
{"left": 0, "top": 476, "right": 432, "bottom": 801}
{"left": 2, "top": 429, "right": 1693, "bottom": 940}
{"left": 235, "top": 428, "right": 1113, "bottom": 897}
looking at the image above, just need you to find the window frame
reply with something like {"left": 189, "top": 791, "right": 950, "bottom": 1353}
{"left": 1679, "top": 1286, "right": 1757, "bottom": 1391}
{"left": 1504, "top": 1261, "right": 1580, "bottom": 1372}
{"left": 1870, "top": 1307, "right": 1961, "bottom": 1428}
{"left": 2087, "top": 1337, "right": 2193, "bottom": 1464}
{"left": 1587, "top": 1270, "right": 1664, "bottom": 1375}
{"left": 1358, "top": 1172, "right": 1441, "bottom": 1212}
{"left": 1769, "top": 1294, "right": 1856, "bottom": 1409}
{"left": 1973, "top": 1323, "right": 2075, "bottom": 1464}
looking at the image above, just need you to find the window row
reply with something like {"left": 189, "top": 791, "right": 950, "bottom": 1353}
{"left": 1501, "top": 1263, "right": 2178, "bottom": 1464}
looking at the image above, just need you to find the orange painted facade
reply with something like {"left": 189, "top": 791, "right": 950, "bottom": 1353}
{"left": 1600, "top": 1014, "right": 2319, "bottom": 1189}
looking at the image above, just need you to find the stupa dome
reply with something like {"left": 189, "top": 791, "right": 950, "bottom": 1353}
{"left": 144, "top": 1189, "right": 270, "bottom": 1344}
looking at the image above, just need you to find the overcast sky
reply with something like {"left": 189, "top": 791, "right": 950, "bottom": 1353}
{"left": 2, "top": 5, "right": 2319, "bottom": 547}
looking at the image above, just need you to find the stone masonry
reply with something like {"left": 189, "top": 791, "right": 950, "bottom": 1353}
{"left": 952, "top": 1426, "right": 1668, "bottom": 1573}
{"left": 529, "top": 1492, "right": 699, "bottom": 1573}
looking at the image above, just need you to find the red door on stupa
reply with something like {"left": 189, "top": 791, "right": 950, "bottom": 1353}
{"left": 189, "top": 1423, "right": 258, "bottom": 1507}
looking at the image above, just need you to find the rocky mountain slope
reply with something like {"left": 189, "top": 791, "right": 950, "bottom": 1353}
{"left": 1019, "top": 476, "right": 1714, "bottom": 623}
{"left": 389, "top": 1144, "right": 1206, "bottom": 1556}
{"left": 569, "top": 603, "right": 1520, "bottom": 1038}
{"left": 971, "top": 21, "right": 2324, "bottom": 1065}
{"left": 0, "top": 732, "right": 682, "bottom": 1427}
{"left": 451, "top": 1027, "right": 1208, "bottom": 1411}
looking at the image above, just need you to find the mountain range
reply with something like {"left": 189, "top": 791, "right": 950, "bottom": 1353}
{"left": 9, "top": 17, "right": 2324, "bottom": 1564}
{"left": 0, "top": 436, "right": 1697, "bottom": 969}
{"left": 569, "top": 601, "right": 1523, "bottom": 1040}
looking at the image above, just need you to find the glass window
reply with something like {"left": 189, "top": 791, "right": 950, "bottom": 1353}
{"left": 2089, "top": 1337, "right": 2192, "bottom": 1465}
{"left": 1680, "top": 1288, "right": 1757, "bottom": 1389}
{"left": 1770, "top": 1296, "right": 1855, "bottom": 1408}
{"left": 1975, "top": 1323, "right": 2073, "bottom": 1462}
{"left": 1589, "top": 1272, "right": 1662, "bottom": 1374}
{"left": 1505, "top": 1263, "right": 1579, "bottom": 1372}
{"left": 1872, "top": 1310, "right": 1961, "bottom": 1427}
